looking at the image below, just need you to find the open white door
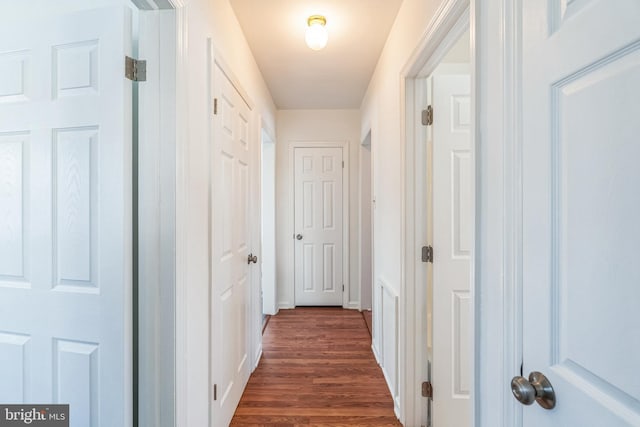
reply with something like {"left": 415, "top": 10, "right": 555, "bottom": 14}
{"left": 431, "top": 73, "right": 472, "bottom": 426}
{"left": 210, "top": 59, "right": 255, "bottom": 426}
{"left": 0, "top": 5, "right": 133, "bottom": 426}
{"left": 293, "top": 147, "right": 344, "bottom": 306}
{"left": 518, "top": 1, "right": 640, "bottom": 425}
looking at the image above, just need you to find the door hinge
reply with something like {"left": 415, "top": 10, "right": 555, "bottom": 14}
{"left": 213, "top": 98, "right": 218, "bottom": 115}
{"left": 421, "top": 105, "right": 433, "bottom": 126}
{"left": 213, "top": 384, "right": 217, "bottom": 401}
{"left": 422, "top": 381, "right": 433, "bottom": 399}
{"left": 342, "top": 284, "right": 345, "bottom": 292}
{"left": 125, "top": 56, "right": 146, "bottom": 82}
{"left": 421, "top": 245, "right": 433, "bottom": 263}
{"left": 342, "top": 161, "right": 344, "bottom": 168}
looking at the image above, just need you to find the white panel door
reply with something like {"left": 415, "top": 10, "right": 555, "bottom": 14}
{"left": 294, "top": 147, "right": 343, "bottom": 306}
{"left": 431, "top": 74, "right": 471, "bottom": 427}
{"left": 0, "top": 6, "right": 132, "bottom": 426}
{"left": 520, "top": 1, "right": 640, "bottom": 425}
{"left": 210, "top": 61, "right": 254, "bottom": 426}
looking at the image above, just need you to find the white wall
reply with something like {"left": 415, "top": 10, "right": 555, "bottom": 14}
{"left": 361, "top": 0, "right": 445, "bottom": 306}
{"left": 175, "top": 1, "right": 276, "bottom": 426}
{"left": 275, "top": 109, "right": 361, "bottom": 309}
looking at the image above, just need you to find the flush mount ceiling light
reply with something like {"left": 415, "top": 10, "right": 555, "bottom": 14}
{"left": 305, "top": 15, "right": 328, "bottom": 51}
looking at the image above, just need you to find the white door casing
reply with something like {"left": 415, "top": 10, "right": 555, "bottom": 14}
{"left": 520, "top": 0, "right": 640, "bottom": 425}
{"left": 210, "top": 59, "right": 253, "bottom": 426}
{"left": 249, "top": 119, "right": 262, "bottom": 370}
{"left": 359, "top": 136, "right": 373, "bottom": 311}
{"left": 261, "top": 132, "right": 277, "bottom": 316}
{"left": 431, "top": 73, "right": 472, "bottom": 426}
{"left": 0, "top": 5, "right": 133, "bottom": 426}
{"left": 294, "top": 147, "right": 344, "bottom": 306}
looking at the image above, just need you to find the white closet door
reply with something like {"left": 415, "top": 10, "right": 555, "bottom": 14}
{"left": 210, "top": 60, "right": 254, "bottom": 426}
{"left": 294, "top": 147, "right": 344, "bottom": 306}
{"left": 0, "top": 5, "right": 133, "bottom": 427}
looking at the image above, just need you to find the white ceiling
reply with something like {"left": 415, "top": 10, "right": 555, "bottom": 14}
{"left": 230, "top": 0, "right": 403, "bottom": 109}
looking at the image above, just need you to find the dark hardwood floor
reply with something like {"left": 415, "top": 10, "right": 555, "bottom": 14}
{"left": 230, "top": 307, "right": 401, "bottom": 426}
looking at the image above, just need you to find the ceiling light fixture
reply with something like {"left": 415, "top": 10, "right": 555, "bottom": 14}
{"left": 305, "top": 15, "right": 328, "bottom": 51}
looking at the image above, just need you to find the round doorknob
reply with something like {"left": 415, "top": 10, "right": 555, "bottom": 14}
{"left": 296, "top": 234, "right": 303, "bottom": 240}
{"left": 511, "top": 376, "right": 536, "bottom": 405}
{"left": 511, "top": 371, "right": 556, "bottom": 409}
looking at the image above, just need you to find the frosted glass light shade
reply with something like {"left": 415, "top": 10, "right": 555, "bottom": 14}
{"left": 305, "top": 16, "right": 328, "bottom": 50}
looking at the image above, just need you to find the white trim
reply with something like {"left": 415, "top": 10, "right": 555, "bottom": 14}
{"left": 358, "top": 130, "right": 373, "bottom": 312}
{"left": 400, "top": 1, "right": 475, "bottom": 426}
{"left": 260, "top": 120, "right": 278, "bottom": 316}
{"left": 469, "top": 1, "right": 525, "bottom": 425}
{"left": 402, "top": 0, "right": 471, "bottom": 78}
{"left": 503, "top": 1, "right": 524, "bottom": 425}
{"left": 377, "top": 278, "right": 400, "bottom": 417}
{"left": 468, "top": 0, "right": 481, "bottom": 424}
{"left": 167, "top": 0, "right": 186, "bottom": 7}
{"left": 261, "top": 114, "right": 277, "bottom": 145}
{"left": 250, "top": 107, "right": 263, "bottom": 372}
{"left": 137, "top": 8, "right": 178, "bottom": 426}
{"left": 288, "top": 140, "right": 351, "bottom": 309}
{"left": 207, "top": 38, "right": 215, "bottom": 427}
{"left": 173, "top": 4, "right": 189, "bottom": 427}
{"left": 418, "top": 15, "right": 470, "bottom": 78}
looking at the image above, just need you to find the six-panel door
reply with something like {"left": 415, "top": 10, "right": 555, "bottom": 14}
{"left": 0, "top": 6, "right": 133, "bottom": 426}
{"left": 521, "top": 0, "right": 640, "bottom": 424}
{"left": 294, "top": 147, "right": 344, "bottom": 306}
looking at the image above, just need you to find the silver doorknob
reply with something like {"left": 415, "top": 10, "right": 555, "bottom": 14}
{"left": 296, "top": 234, "right": 303, "bottom": 240}
{"left": 247, "top": 254, "right": 258, "bottom": 264}
{"left": 511, "top": 371, "right": 556, "bottom": 409}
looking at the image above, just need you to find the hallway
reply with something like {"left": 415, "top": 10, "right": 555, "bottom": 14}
{"left": 230, "top": 308, "right": 401, "bottom": 426}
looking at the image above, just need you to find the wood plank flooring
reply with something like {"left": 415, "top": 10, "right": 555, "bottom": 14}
{"left": 230, "top": 307, "right": 401, "bottom": 426}
{"left": 362, "top": 311, "right": 373, "bottom": 338}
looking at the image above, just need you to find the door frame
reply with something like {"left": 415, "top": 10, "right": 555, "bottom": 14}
{"left": 400, "top": 0, "right": 477, "bottom": 425}
{"left": 288, "top": 141, "right": 351, "bottom": 308}
{"left": 260, "top": 122, "right": 277, "bottom": 316}
{"left": 132, "top": 1, "right": 266, "bottom": 426}
{"left": 136, "top": 7, "right": 179, "bottom": 427}
{"left": 358, "top": 130, "right": 373, "bottom": 311}
{"left": 473, "top": 1, "right": 523, "bottom": 425}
